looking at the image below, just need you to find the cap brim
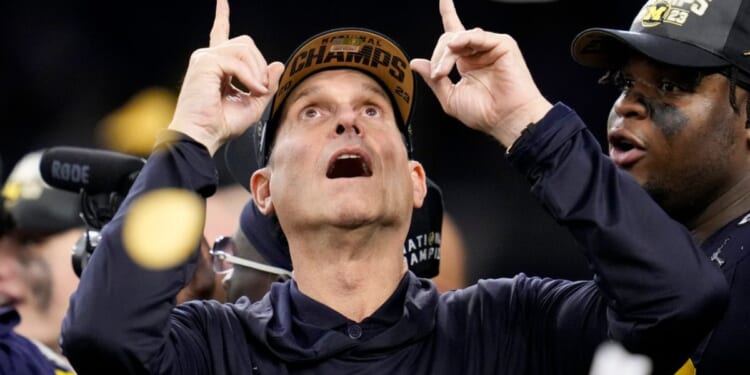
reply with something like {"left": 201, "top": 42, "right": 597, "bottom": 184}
{"left": 571, "top": 28, "right": 730, "bottom": 70}
{"left": 7, "top": 188, "right": 82, "bottom": 235}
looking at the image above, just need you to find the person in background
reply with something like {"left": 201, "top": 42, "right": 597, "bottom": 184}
{"left": 202, "top": 183, "right": 252, "bottom": 303}
{"left": 0, "top": 148, "right": 212, "bottom": 375}
{"left": 1, "top": 150, "right": 79, "bottom": 374}
{"left": 435, "top": 212, "right": 465, "bottom": 291}
{"left": 175, "top": 236, "right": 216, "bottom": 304}
{"left": 570, "top": 0, "right": 750, "bottom": 372}
{"left": 212, "top": 202, "right": 292, "bottom": 303}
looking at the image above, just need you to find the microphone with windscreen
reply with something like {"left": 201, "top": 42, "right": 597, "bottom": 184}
{"left": 40, "top": 146, "right": 145, "bottom": 195}
{"left": 39, "top": 146, "right": 146, "bottom": 277}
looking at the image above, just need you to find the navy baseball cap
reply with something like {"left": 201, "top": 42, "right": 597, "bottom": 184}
{"left": 237, "top": 177, "right": 444, "bottom": 278}
{"left": 225, "top": 27, "right": 416, "bottom": 188}
{"left": 571, "top": 0, "right": 750, "bottom": 86}
{"left": 2, "top": 151, "right": 82, "bottom": 236}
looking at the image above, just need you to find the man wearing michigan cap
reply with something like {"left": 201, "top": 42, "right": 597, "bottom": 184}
{"left": 1, "top": 150, "right": 81, "bottom": 374}
{"left": 571, "top": 0, "right": 750, "bottom": 372}
{"left": 61, "top": 0, "right": 727, "bottom": 374}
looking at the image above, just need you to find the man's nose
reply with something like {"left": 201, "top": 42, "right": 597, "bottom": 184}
{"left": 335, "top": 123, "right": 361, "bottom": 135}
{"left": 612, "top": 91, "right": 650, "bottom": 121}
{"left": 334, "top": 109, "right": 362, "bottom": 136}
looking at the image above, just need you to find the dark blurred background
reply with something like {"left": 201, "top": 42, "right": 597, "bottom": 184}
{"left": 0, "top": 0, "right": 642, "bottom": 283}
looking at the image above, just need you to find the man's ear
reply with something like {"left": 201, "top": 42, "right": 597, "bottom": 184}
{"left": 409, "top": 160, "right": 427, "bottom": 209}
{"left": 250, "top": 167, "right": 274, "bottom": 215}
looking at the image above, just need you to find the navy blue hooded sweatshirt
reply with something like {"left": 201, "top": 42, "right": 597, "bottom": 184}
{"left": 60, "top": 103, "right": 728, "bottom": 375}
{"left": 0, "top": 307, "right": 60, "bottom": 375}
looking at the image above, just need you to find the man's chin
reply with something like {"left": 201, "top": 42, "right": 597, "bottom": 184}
{"left": 332, "top": 215, "right": 375, "bottom": 230}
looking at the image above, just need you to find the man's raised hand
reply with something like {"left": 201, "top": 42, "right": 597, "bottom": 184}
{"left": 169, "top": 0, "right": 284, "bottom": 155}
{"left": 410, "top": 0, "right": 552, "bottom": 147}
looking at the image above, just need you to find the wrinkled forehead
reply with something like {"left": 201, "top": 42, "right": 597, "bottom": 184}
{"left": 277, "top": 68, "right": 394, "bottom": 121}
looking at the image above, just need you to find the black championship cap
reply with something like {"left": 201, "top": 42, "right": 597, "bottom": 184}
{"left": 2, "top": 151, "right": 82, "bottom": 236}
{"left": 225, "top": 27, "right": 416, "bottom": 189}
{"left": 571, "top": 0, "right": 750, "bottom": 86}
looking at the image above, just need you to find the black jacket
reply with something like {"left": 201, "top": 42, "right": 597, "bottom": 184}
{"left": 60, "top": 103, "right": 728, "bottom": 375}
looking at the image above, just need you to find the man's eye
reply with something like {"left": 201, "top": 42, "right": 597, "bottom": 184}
{"left": 363, "top": 106, "right": 379, "bottom": 117}
{"left": 613, "top": 74, "right": 634, "bottom": 91}
{"left": 302, "top": 108, "right": 320, "bottom": 119}
{"left": 658, "top": 80, "right": 686, "bottom": 93}
{"left": 599, "top": 71, "right": 633, "bottom": 92}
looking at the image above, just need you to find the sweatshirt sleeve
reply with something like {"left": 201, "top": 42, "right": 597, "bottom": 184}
{"left": 60, "top": 132, "right": 218, "bottom": 375}
{"left": 505, "top": 103, "right": 729, "bottom": 375}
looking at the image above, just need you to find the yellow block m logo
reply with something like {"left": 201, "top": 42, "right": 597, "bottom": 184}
{"left": 642, "top": 3, "right": 670, "bottom": 26}
{"left": 644, "top": 5, "right": 668, "bottom": 21}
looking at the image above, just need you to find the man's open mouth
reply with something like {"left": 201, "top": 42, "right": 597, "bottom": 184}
{"left": 608, "top": 132, "right": 647, "bottom": 167}
{"left": 611, "top": 138, "right": 636, "bottom": 152}
{"left": 327, "top": 153, "right": 373, "bottom": 178}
